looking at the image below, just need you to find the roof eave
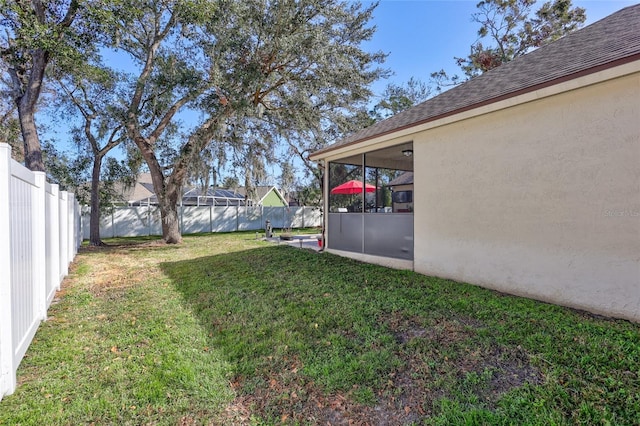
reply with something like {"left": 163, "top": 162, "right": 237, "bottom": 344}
{"left": 310, "top": 53, "right": 640, "bottom": 161}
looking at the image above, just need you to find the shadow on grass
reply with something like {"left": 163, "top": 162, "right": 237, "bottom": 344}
{"left": 79, "top": 231, "right": 281, "bottom": 256}
{"left": 79, "top": 236, "right": 182, "bottom": 256}
{"left": 158, "top": 244, "right": 640, "bottom": 424}
{"left": 160, "top": 245, "right": 429, "bottom": 423}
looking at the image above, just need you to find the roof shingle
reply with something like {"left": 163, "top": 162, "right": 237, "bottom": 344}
{"left": 312, "top": 4, "right": 640, "bottom": 157}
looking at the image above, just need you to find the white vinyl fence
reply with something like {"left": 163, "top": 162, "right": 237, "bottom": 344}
{"left": 0, "top": 143, "right": 81, "bottom": 401}
{"left": 82, "top": 205, "right": 322, "bottom": 239}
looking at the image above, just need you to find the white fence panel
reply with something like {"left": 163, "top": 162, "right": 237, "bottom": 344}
{"left": 149, "top": 206, "right": 162, "bottom": 236}
{"left": 67, "top": 196, "right": 76, "bottom": 261}
{"left": 45, "top": 183, "right": 60, "bottom": 306}
{"left": 0, "top": 144, "right": 15, "bottom": 400}
{"left": 99, "top": 206, "right": 115, "bottom": 238}
{"left": 288, "top": 207, "right": 305, "bottom": 228}
{"left": 81, "top": 208, "right": 89, "bottom": 240}
{"left": 263, "top": 206, "right": 286, "bottom": 229}
{"left": 114, "top": 207, "right": 151, "bottom": 237}
{"left": 303, "top": 207, "right": 322, "bottom": 227}
{"left": 238, "top": 206, "right": 264, "bottom": 231}
{"left": 74, "top": 199, "right": 81, "bottom": 251}
{"left": 9, "top": 162, "right": 41, "bottom": 368}
{"left": 59, "top": 191, "right": 69, "bottom": 279}
{"left": 81, "top": 204, "right": 322, "bottom": 239}
{"left": 212, "top": 206, "right": 238, "bottom": 232}
{"left": 181, "top": 206, "right": 211, "bottom": 234}
{"left": 0, "top": 143, "right": 80, "bottom": 401}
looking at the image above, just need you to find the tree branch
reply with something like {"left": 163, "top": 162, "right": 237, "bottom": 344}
{"left": 148, "top": 93, "right": 194, "bottom": 143}
{"left": 59, "top": 0, "right": 80, "bottom": 28}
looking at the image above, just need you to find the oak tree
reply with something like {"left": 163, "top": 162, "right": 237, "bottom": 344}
{"left": 104, "top": 0, "right": 385, "bottom": 243}
{"left": 371, "top": 77, "right": 431, "bottom": 121}
{"left": 0, "top": 0, "right": 84, "bottom": 171}
{"left": 56, "top": 64, "right": 128, "bottom": 246}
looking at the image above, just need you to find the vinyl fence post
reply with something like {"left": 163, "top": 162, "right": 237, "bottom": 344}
{"left": 67, "top": 195, "right": 75, "bottom": 262}
{"left": 180, "top": 205, "right": 184, "bottom": 235}
{"left": 59, "top": 191, "right": 69, "bottom": 278}
{"left": 49, "top": 184, "right": 60, "bottom": 291}
{"left": 0, "top": 143, "right": 16, "bottom": 398}
{"left": 33, "top": 172, "right": 47, "bottom": 320}
{"left": 71, "top": 198, "right": 78, "bottom": 252}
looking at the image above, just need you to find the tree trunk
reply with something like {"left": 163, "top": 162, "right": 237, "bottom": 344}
{"left": 17, "top": 95, "right": 44, "bottom": 172}
{"left": 159, "top": 198, "right": 182, "bottom": 244}
{"left": 14, "top": 49, "right": 48, "bottom": 172}
{"left": 146, "top": 159, "right": 183, "bottom": 244}
{"left": 89, "top": 155, "right": 104, "bottom": 246}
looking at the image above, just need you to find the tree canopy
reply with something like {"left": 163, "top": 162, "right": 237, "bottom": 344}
{"left": 94, "top": 0, "right": 387, "bottom": 243}
{"left": 0, "top": 0, "right": 90, "bottom": 171}
{"left": 55, "top": 62, "right": 129, "bottom": 245}
{"left": 371, "top": 77, "right": 431, "bottom": 121}
{"left": 1, "top": 0, "right": 590, "bottom": 244}
{"left": 431, "top": 0, "right": 586, "bottom": 90}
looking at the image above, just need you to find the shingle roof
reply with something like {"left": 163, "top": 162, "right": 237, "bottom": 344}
{"left": 387, "top": 172, "right": 413, "bottom": 187}
{"left": 312, "top": 4, "right": 640, "bottom": 157}
{"left": 182, "top": 187, "right": 245, "bottom": 200}
{"left": 113, "top": 173, "right": 155, "bottom": 204}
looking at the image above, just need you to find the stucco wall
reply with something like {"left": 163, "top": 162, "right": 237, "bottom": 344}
{"left": 413, "top": 72, "right": 640, "bottom": 322}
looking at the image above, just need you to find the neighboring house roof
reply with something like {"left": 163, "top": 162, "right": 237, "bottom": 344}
{"left": 237, "top": 185, "right": 287, "bottom": 206}
{"left": 113, "top": 174, "right": 155, "bottom": 204}
{"left": 182, "top": 187, "right": 246, "bottom": 206}
{"left": 311, "top": 4, "right": 640, "bottom": 157}
{"left": 387, "top": 172, "right": 413, "bottom": 187}
{"left": 116, "top": 173, "right": 245, "bottom": 206}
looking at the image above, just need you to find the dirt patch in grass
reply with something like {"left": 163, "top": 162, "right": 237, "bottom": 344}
{"left": 387, "top": 313, "right": 482, "bottom": 345}
{"left": 385, "top": 314, "right": 543, "bottom": 413}
{"left": 221, "top": 314, "right": 543, "bottom": 425}
{"left": 224, "top": 374, "right": 419, "bottom": 425}
{"left": 476, "top": 346, "right": 543, "bottom": 405}
{"left": 88, "top": 268, "right": 143, "bottom": 298}
{"left": 78, "top": 246, "right": 161, "bottom": 297}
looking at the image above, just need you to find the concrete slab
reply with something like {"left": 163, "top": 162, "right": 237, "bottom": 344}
{"left": 266, "top": 234, "right": 323, "bottom": 252}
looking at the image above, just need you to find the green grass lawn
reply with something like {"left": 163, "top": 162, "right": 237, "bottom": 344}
{"left": 1, "top": 232, "right": 638, "bottom": 425}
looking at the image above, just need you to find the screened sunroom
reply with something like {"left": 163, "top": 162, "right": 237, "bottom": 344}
{"left": 323, "top": 142, "right": 414, "bottom": 262}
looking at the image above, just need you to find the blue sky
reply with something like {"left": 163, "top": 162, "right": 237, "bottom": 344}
{"left": 365, "top": 0, "right": 637, "bottom": 98}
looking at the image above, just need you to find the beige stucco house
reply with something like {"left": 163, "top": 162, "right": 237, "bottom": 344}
{"left": 310, "top": 5, "right": 640, "bottom": 322}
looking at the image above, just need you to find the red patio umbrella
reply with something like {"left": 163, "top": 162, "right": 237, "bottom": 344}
{"left": 330, "top": 180, "right": 377, "bottom": 195}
